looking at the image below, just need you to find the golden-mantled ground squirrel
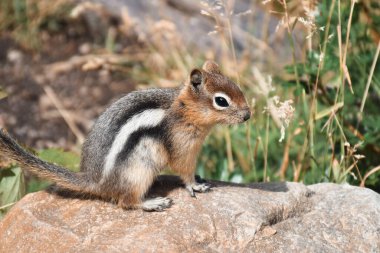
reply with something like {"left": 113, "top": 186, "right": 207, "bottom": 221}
{"left": 0, "top": 61, "right": 251, "bottom": 211}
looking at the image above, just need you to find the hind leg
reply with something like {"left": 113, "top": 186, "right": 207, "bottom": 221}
{"left": 117, "top": 189, "right": 142, "bottom": 209}
{"left": 117, "top": 183, "right": 173, "bottom": 211}
{"left": 118, "top": 138, "right": 172, "bottom": 211}
{"left": 117, "top": 189, "right": 172, "bottom": 211}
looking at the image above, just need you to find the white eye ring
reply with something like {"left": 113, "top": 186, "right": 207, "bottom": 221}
{"left": 213, "top": 92, "right": 231, "bottom": 110}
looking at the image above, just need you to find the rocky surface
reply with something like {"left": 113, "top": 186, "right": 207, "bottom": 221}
{"left": 1, "top": 176, "right": 379, "bottom": 252}
{"left": 76, "top": 0, "right": 304, "bottom": 65}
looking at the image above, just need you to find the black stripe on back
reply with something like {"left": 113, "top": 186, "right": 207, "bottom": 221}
{"left": 104, "top": 100, "right": 161, "bottom": 159}
{"left": 115, "top": 120, "right": 172, "bottom": 166}
{"left": 113, "top": 100, "right": 161, "bottom": 132}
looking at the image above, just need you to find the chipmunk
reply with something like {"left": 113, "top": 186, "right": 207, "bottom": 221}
{"left": 0, "top": 61, "right": 251, "bottom": 211}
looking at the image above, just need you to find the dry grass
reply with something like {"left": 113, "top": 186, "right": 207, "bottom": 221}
{"left": 41, "top": 0, "right": 380, "bottom": 188}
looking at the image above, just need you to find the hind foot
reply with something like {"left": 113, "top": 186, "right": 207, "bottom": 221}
{"left": 141, "top": 197, "right": 173, "bottom": 211}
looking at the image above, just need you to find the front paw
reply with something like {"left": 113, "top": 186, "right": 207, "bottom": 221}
{"left": 185, "top": 182, "right": 211, "bottom": 197}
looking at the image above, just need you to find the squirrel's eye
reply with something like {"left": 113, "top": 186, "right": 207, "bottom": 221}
{"left": 215, "top": 96, "right": 229, "bottom": 107}
{"left": 213, "top": 92, "right": 231, "bottom": 110}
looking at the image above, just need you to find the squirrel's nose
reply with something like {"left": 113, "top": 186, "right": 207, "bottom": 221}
{"left": 243, "top": 109, "right": 251, "bottom": 121}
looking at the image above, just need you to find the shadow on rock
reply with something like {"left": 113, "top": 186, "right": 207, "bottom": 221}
{"left": 46, "top": 175, "right": 289, "bottom": 207}
{"left": 149, "top": 175, "right": 289, "bottom": 196}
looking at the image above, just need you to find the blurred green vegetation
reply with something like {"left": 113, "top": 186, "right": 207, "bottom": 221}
{"left": 1, "top": 0, "right": 380, "bottom": 216}
{"left": 0, "top": 166, "right": 24, "bottom": 218}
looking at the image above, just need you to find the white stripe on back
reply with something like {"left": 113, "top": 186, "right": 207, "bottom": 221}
{"left": 103, "top": 108, "right": 166, "bottom": 177}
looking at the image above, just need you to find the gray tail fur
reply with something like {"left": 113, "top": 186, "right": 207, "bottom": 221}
{"left": 0, "top": 129, "right": 90, "bottom": 193}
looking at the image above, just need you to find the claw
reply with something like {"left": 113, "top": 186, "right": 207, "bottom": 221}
{"left": 185, "top": 182, "right": 212, "bottom": 197}
{"left": 192, "top": 183, "right": 211, "bottom": 193}
{"left": 186, "top": 184, "right": 196, "bottom": 198}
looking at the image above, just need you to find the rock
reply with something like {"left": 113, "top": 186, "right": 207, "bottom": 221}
{"left": 74, "top": 0, "right": 304, "bottom": 65}
{"left": 1, "top": 176, "right": 379, "bottom": 252}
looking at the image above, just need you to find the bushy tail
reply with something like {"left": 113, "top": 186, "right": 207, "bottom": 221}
{"left": 0, "top": 129, "right": 90, "bottom": 193}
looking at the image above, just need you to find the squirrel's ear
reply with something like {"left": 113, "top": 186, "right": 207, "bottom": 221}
{"left": 190, "top": 68, "right": 203, "bottom": 89}
{"left": 202, "top": 60, "right": 221, "bottom": 74}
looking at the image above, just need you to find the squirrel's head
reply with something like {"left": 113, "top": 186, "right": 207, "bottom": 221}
{"left": 180, "top": 61, "right": 251, "bottom": 126}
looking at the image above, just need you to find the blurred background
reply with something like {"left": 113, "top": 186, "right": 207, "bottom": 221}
{"left": 0, "top": 0, "right": 379, "bottom": 216}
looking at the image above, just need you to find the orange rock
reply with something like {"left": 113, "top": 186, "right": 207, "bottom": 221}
{"left": 1, "top": 176, "right": 379, "bottom": 252}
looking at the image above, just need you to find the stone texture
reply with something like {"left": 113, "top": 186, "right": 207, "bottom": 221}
{"left": 76, "top": 0, "right": 304, "bottom": 65}
{"left": 1, "top": 176, "right": 379, "bottom": 253}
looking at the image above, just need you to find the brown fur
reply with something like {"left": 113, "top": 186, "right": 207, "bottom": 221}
{"left": 117, "top": 189, "right": 141, "bottom": 209}
{"left": 165, "top": 61, "right": 249, "bottom": 185}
